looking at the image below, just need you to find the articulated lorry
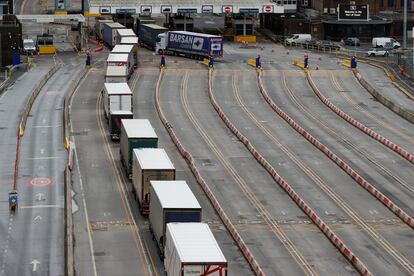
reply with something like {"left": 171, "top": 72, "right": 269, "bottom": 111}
{"left": 138, "top": 24, "right": 168, "bottom": 50}
{"left": 165, "top": 223, "right": 228, "bottom": 276}
{"left": 149, "top": 180, "right": 202, "bottom": 258}
{"left": 156, "top": 31, "right": 223, "bottom": 59}
{"left": 132, "top": 148, "right": 175, "bottom": 215}
{"left": 120, "top": 119, "right": 158, "bottom": 178}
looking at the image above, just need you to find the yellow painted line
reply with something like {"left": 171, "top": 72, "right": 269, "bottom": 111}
{"left": 292, "top": 60, "right": 305, "bottom": 69}
{"left": 96, "top": 92, "right": 157, "bottom": 276}
{"left": 54, "top": 11, "right": 67, "bottom": 15}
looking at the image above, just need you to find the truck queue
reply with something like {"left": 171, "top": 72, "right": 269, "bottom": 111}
{"left": 96, "top": 18, "right": 228, "bottom": 276}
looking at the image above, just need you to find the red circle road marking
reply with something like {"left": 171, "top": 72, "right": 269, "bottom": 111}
{"left": 27, "top": 177, "right": 53, "bottom": 187}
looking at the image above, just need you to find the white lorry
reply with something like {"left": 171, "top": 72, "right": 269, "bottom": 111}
{"left": 164, "top": 223, "right": 228, "bottom": 276}
{"left": 106, "top": 53, "right": 134, "bottom": 78}
{"left": 102, "top": 82, "right": 133, "bottom": 119}
{"left": 105, "top": 66, "right": 128, "bottom": 83}
{"left": 132, "top": 148, "right": 176, "bottom": 215}
{"left": 149, "top": 180, "right": 202, "bottom": 258}
{"left": 372, "top": 37, "right": 400, "bottom": 49}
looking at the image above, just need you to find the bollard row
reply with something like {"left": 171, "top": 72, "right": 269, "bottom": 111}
{"left": 306, "top": 71, "right": 414, "bottom": 164}
{"left": 154, "top": 70, "right": 266, "bottom": 276}
{"left": 259, "top": 71, "right": 414, "bottom": 230}
{"left": 208, "top": 70, "right": 372, "bottom": 276}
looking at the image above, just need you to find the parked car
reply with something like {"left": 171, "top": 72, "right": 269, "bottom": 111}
{"left": 318, "top": 40, "right": 341, "bottom": 50}
{"left": 343, "top": 37, "right": 360, "bottom": 46}
{"left": 367, "top": 48, "right": 389, "bottom": 57}
{"left": 304, "top": 39, "right": 319, "bottom": 48}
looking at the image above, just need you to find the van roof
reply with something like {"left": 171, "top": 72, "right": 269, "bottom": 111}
{"left": 120, "top": 37, "right": 138, "bottom": 44}
{"left": 117, "top": 29, "right": 136, "bottom": 37}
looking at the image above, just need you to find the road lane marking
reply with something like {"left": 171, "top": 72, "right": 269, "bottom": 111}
{"left": 27, "top": 157, "right": 59, "bottom": 160}
{"left": 20, "top": 205, "right": 62, "bottom": 209}
{"left": 69, "top": 71, "right": 98, "bottom": 276}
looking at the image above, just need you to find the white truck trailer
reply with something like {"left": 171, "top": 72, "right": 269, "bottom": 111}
{"left": 112, "top": 44, "right": 137, "bottom": 68}
{"left": 116, "top": 28, "right": 137, "bottom": 44}
{"left": 165, "top": 223, "right": 228, "bottom": 276}
{"left": 120, "top": 119, "right": 158, "bottom": 178}
{"left": 132, "top": 148, "right": 175, "bottom": 215}
{"left": 149, "top": 180, "right": 202, "bottom": 258}
{"left": 105, "top": 66, "right": 128, "bottom": 83}
{"left": 102, "top": 83, "right": 133, "bottom": 119}
{"left": 106, "top": 53, "right": 133, "bottom": 78}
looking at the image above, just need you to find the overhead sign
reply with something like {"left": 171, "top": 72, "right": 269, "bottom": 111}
{"left": 161, "top": 5, "right": 172, "bottom": 13}
{"left": 202, "top": 5, "right": 213, "bottom": 13}
{"left": 116, "top": 8, "right": 136, "bottom": 14}
{"left": 222, "top": 5, "right": 232, "bottom": 14}
{"left": 239, "top": 8, "right": 259, "bottom": 14}
{"left": 177, "top": 8, "right": 197, "bottom": 13}
{"left": 140, "top": 5, "right": 152, "bottom": 14}
{"left": 338, "top": 4, "right": 369, "bottom": 21}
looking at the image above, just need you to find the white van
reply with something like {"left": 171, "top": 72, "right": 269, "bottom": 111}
{"left": 372, "top": 37, "right": 400, "bottom": 49}
{"left": 285, "top": 34, "right": 312, "bottom": 45}
{"left": 23, "top": 39, "right": 37, "bottom": 54}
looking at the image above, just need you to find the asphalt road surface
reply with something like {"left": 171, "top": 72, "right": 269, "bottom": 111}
{"left": 0, "top": 54, "right": 83, "bottom": 276}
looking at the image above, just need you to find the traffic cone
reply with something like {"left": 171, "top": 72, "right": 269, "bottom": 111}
{"left": 271, "top": 49, "right": 275, "bottom": 53}
{"left": 253, "top": 44, "right": 257, "bottom": 49}
{"left": 318, "top": 56, "right": 322, "bottom": 61}
{"left": 261, "top": 46, "right": 264, "bottom": 51}
{"left": 315, "top": 65, "right": 319, "bottom": 70}
{"left": 286, "top": 49, "right": 290, "bottom": 55}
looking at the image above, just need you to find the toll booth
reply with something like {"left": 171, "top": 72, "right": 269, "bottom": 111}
{"left": 225, "top": 14, "right": 256, "bottom": 42}
{"left": 112, "top": 13, "right": 134, "bottom": 29}
{"left": 169, "top": 15, "right": 194, "bottom": 31}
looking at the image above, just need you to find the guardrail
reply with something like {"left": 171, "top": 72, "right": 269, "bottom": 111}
{"left": 154, "top": 68, "right": 266, "bottom": 276}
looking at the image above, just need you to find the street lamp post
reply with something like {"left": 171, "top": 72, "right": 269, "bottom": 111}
{"left": 403, "top": 0, "right": 407, "bottom": 48}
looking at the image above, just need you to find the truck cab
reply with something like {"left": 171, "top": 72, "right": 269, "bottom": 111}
{"left": 155, "top": 32, "right": 167, "bottom": 54}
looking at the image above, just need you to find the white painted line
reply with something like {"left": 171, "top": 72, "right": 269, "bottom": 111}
{"left": 27, "top": 157, "right": 59, "bottom": 160}
{"left": 70, "top": 72, "right": 98, "bottom": 276}
{"left": 20, "top": 205, "right": 62, "bottom": 209}
{"left": 32, "top": 125, "right": 62, "bottom": 128}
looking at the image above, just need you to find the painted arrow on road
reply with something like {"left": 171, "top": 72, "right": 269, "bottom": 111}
{"left": 36, "top": 193, "right": 45, "bottom": 201}
{"left": 33, "top": 215, "right": 42, "bottom": 222}
{"left": 31, "top": 260, "right": 40, "bottom": 271}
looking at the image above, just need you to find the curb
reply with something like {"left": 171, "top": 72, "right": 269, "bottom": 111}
{"left": 208, "top": 70, "right": 372, "bottom": 276}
